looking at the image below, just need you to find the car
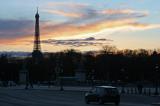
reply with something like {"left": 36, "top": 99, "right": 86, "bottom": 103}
{"left": 85, "top": 86, "right": 120, "bottom": 105}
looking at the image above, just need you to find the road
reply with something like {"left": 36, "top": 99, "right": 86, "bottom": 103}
{"left": 0, "top": 88, "right": 159, "bottom": 106}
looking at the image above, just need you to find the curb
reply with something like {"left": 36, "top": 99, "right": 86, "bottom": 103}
{"left": 152, "top": 103, "right": 160, "bottom": 106}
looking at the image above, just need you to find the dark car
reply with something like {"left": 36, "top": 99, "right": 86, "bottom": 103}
{"left": 85, "top": 86, "right": 120, "bottom": 105}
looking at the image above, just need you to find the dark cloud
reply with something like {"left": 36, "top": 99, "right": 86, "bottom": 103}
{"left": 44, "top": 3, "right": 148, "bottom": 26}
{"left": 81, "top": 8, "right": 148, "bottom": 25}
{"left": 0, "top": 19, "right": 33, "bottom": 39}
{"left": 41, "top": 37, "right": 113, "bottom": 47}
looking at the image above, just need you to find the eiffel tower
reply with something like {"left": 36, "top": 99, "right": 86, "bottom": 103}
{"left": 32, "top": 8, "right": 43, "bottom": 62}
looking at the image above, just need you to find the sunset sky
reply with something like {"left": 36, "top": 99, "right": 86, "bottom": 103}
{"left": 0, "top": 0, "right": 160, "bottom": 52}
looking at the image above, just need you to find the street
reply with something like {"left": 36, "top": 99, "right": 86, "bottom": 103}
{"left": 0, "top": 87, "right": 159, "bottom": 106}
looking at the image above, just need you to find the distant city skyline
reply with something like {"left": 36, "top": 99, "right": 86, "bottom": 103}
{"left": 0, "top": 0, "right": 160, "bottom": 52}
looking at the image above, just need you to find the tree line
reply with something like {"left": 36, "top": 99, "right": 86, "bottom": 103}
{"left": 0, "top": 46, "right": 160, "bottom": 85}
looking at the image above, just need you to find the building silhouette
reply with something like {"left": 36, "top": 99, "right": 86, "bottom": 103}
{"left": 32, "top": 8, "right": 43, "bottom": 62}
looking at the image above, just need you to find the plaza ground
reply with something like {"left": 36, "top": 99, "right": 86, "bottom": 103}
{"left": 0, "top": 86, "right": 160, "bottom": 106}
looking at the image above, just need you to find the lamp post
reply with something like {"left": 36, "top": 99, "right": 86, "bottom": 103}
{"left": 121, "top": 68, "right": 125, "bottom": 94}
{"left": 21, "top": 59, "right": 30, "bottom": 90}
{"left": 59, "top": 68, "right": 64, "bottom": 91}
{"left": 154, "top": 64, "right": 159, "bottom": 95}
{"left": 91, "top": 70, "right": 95, "bottom": 87}
{"left": 55, "top": 55, "right": 64, "bottom": 91}
{"left": 55, "top": 61, "right": 64, "bottom": 91}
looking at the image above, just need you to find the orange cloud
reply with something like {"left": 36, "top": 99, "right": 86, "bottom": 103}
{"left": 1, "top": 18, "right": 160, "bottom": 46}
{"left": 100, "top": 9, "right": 149, "bottom": 16}
{"left": 0, "top": 34, "right": 33, "bottom": 45}
{"left": 44, "top": 10, "right": 84, "bottom": 18}
{"left": 2, "top": 18, "right": 160, "bottom": 45}
{"left": 40, "top": 19, "right": 160, "bottom": 39}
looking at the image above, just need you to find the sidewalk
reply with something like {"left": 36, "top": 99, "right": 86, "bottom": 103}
{"left": 0, "top": 85, "right": 160, "bottom": 95}
{"left": 0, "top": 85, "right": 93, "bottom": 92}
{"left": 152, "top": 103, "right": 160, "bottom": 106}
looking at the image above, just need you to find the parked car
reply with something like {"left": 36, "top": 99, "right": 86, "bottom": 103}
{"left": 85, "top": 86, "right": 120, "bottom": 105}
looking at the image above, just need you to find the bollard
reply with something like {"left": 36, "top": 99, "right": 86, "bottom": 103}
{"left": 131, "top": 88, "right": 133, "bottom": 94}
{"left": 148, "top": 88, "right": 151, "bottom": 96}
{"left": 127, "top": 88, "right": 129, "bottom": 94}
{"left": 143, "top": 88, "right": 146, "bottom": 95}
{"left": 135, "top": 88, "right": 137, "bottom": 94}
{"left": 121, "top": 87, "right": 125, "bottom": 94}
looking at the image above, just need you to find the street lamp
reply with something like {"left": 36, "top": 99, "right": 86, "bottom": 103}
{"left": 154, "top": 64, "right": 159, "bottom": 95}
{"left": 91, "top": 70, "right": 95, "bottom": 87}
{"left": 59, "top": 68, "right": 64, "bottom": 91}
{"left": 55, "top": 61, "right": 64, "bottom": 91}
{"left": 121, "top": 68, "right": 125, "bottom": 94}
{"left": 20, "top": 59, "right": 32, "bottom": 90}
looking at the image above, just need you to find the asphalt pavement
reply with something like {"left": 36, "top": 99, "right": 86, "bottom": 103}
{"left": 0, "top": 86, "right": 159, "bottom": 106}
